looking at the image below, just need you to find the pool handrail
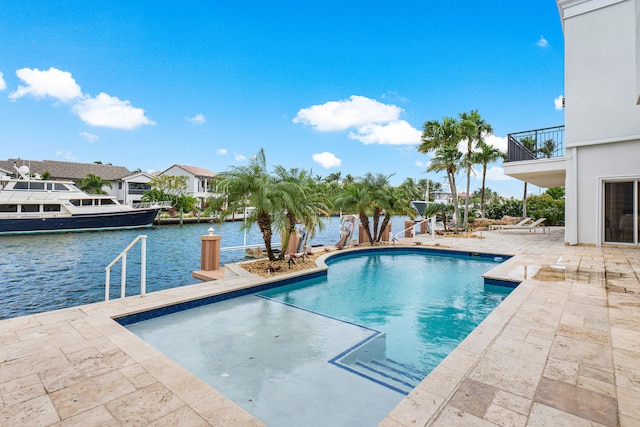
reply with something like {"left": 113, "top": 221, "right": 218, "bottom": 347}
{"left": 104, "top": 235, "right": 147, "bottom": 301}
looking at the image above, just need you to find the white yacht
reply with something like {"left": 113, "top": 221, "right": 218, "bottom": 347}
{"left": 0, "top": 168, "right": 165, "bottom": 235}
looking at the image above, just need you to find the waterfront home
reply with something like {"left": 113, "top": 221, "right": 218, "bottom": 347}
{"left": 504, "top": 0, "right": 640, "bottom": 247}
{"left": 159, "top": 164, "right": 216, "bottom": 207}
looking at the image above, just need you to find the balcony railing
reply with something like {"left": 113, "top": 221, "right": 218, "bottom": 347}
{"left": 506, "top": 125, "right": 565, "bottom": 162}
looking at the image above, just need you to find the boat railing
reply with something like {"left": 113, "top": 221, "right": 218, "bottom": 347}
{"left": 104, "top": 235, "right": 147, "bottom": 301}
{"left": 132, "top": 201, "right": 172, "bottom": 209}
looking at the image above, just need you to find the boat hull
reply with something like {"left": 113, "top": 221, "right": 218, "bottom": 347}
{"left": 0, "top": 209, "right": 159, "bottom": 235}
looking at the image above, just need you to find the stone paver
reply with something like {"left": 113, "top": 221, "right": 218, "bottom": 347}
{"left": 0, "top": 227, "right": 638, "bottom": 426}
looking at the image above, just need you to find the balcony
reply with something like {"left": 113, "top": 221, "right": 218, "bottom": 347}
{"left": 503, "top": 125, "right": 567, "bottom": 188}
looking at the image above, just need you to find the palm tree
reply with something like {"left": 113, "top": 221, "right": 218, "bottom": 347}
{"left": 418, "top": 116, "right": 462, "bottom": 231}
{"left": 459, "top": 110, "right": 493, "bottom": 229}
{"left": 273, "top": 166, "right": 331, "bottom": 258}
{"left": 538, "top": 139, "right": 556, "bottom": 158}
{"left": 334, "top": 181, "right": 375, "bottom": 243}
{"left": 361, "top": 173, "right": 395, "bottom": 242}
{"left": 216, "top": 149, "right": 280, "bottom": 261}
{"left": 428, "top": 143, "right": 462, "bottom": 232}
{"left": 81, "top": 174, "right": 112, "bottom": 194}
{"left": 471, "top": 142, "right": 506, "bottom": 218}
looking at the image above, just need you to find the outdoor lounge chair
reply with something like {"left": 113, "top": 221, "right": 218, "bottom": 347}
{"left": 497, "top": 217, "right": 547, "bottom": 233}
{"left": 489, "top": 217, "right": 532, "bottom": 231}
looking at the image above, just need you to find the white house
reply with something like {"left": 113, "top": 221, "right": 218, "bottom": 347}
{"left": 160, "top": 164, "right": 216, "bottom": 206}
{"left": 503, "top": 0, "right": 640, "bottom": 247}
{"left": 110, "top": 172, "right": 156, "bottom": 206}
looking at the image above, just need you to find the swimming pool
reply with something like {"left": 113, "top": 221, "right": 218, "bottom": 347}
{"left": 123, "top": 247, "right": 515, "bottom": 426}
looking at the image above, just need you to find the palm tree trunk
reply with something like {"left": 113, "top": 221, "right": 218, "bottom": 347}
{"left": 522, "top": 182, "right": 528, "bottom": 218}
{"left": 448, "top": 171, "right": 459, "bottom": 234}
{"left": 256, "top": 212, "right": 276, "bottom": 261}
{"left": 464, "top": 153, "right": 471, "bottom": 230}
{"left": 480, "top": 164, "right": 487, "bottom": 218}
{"left": 358, "top": 212, "right": 374, "bottom": 244}
{"left": 379, "top": 215, "right": 391, "bottom": 242}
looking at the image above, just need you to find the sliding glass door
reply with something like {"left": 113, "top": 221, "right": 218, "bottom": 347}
{"left": 603, "top": 180, "right": 638, "bottom": 244}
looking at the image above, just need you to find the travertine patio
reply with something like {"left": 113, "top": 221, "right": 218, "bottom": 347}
{"left": 1, "top": 227, "right": 638, "bottom": 426}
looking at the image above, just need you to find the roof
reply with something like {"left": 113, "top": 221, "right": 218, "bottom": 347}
{"left": 0, "top": 159, "right": 131, "bottom": 181}
{"left": 161, "top": 164, "right": 216, "bottom": 178}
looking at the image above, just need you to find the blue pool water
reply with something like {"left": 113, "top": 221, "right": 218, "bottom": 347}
{"left": 0, "top": 216, "right": 410, "bottom": 319}
{"left": 125, "top": 248, "right": 512, "bottom": 427}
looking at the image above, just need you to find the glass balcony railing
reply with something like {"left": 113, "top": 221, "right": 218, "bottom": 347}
{"left": 506, "top": 125, "right": 565, "bottom": 162}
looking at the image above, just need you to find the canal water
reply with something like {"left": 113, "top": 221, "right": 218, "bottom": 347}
{"left": 0, "top": 216, "right": 410, "bottom": 319}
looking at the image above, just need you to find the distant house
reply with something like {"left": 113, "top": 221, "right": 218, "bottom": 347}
{"left": 117, "top": 172, "right": 157, "bottom": 206}
{"left": 159, "top": 164, "right": 216, "bottom": 206}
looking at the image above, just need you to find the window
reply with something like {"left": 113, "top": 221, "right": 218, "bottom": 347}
{"left": 13, "top": 182, "right": 28, "bottom": 190}
{"left": 29, "top": 182, "right": 45, "bottom": 191}
{"left": 604, "top": 180, "right": 638, "bottom": 244}
{"left": 70, "top": 199, "right": 81, "bottom": 206}
{"left": 0, "top": 204, "right": 18, "bottom": 212}
{"left": 81, "top": 199, "right": 93, "bottom": 206}
{"left": 43, "top": 204, "right": 61, "bottom": 212}
{"left": 54, "top": 183, "right": 69, "bottom": 191}
{"left": 100, "top": 199, "right": 116, "bottom": 205}
{"left": 20, "top": 204, "right": 40, "bottom": 213}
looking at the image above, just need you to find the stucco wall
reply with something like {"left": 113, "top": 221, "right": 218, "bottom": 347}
{"left": 575, "top": 139, "right": 640, "bottom": 243}
{"left": 565, "top": 0, "right": 640, "bottom": 145}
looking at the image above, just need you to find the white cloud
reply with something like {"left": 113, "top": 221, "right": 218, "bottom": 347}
{"left": 312, "top": 152, "right": 342, "bottom": 169}
{"left": 482, "top": 166, "right": 515, "bottom": 181}
{"left": 0, "top": 72, "right": 6, "bottom": 91}
{"left": 537, "top": 36, "right": 549, "bottom": 48}
{"left": 554, "top": 95, "right": 564, "bottom": 110}
{"left": 73, "top": 93, "right": 155, "bottom": 130}
{"left": 187, "top": 113, "right": 206, "bottom": 125}
{"left": 293, "top": 95, "right": 403, "bottom": 131}
{"left": 349, "top": 120, "right": 421, "bottom": 145}
{"left": 293, "top": 95, "right": 421, "bottom": 145}
{"left": 484, "top": 134, "right": 508, "bottom": 153}
{"left": 55, "top": 150, "right": 76, "bottom": 161}
{"left": 415, "top": 160, "right": 426, "bottom": 168}
{"left": 216, "top": 148, "right": 228, "bottom": 155}
{"left": 235, "top": 154, "right": 246, "bottom": 162}
{"left": 10, "top": 67, "right": 82, "bottom": 102}
{"left": 79, "top": 131, "right": 99, "bottom": 143}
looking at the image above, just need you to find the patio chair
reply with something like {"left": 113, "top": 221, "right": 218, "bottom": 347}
{"left": 489, "top": 217, "right": 532, "bottom": 231}
{"left": 497, "top": 218, "right": 547, "bottom": 233}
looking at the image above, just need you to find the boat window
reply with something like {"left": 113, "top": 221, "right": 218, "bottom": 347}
{"left": 29, "top": 182, "right": 45, "bottom": 191}
{"left": 101, "top": 199, "right": 116, "bottom": 205}
{"left": 82, "top": 199, "right": 93, "bottom": 206}
{"left": 54, "top": 183, "right": 69, "bottom": 191}
{"left": 14, "top": 182, "right": 28, "bottom": 190}
{"left": 43, "top": 204, "right": 61, "bottom": 212}
{"left": 70, "top": 199, "right": 81, "bottom": 206}
{"left": 21, "top": 204, "right": 40, "bottom": 213}
{"left": 0, "top": 204, "right": 18, "bottom": 212}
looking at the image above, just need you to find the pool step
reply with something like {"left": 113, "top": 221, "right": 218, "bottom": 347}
{"left": 351, "top": 358, "right": 427, "bottom": 395}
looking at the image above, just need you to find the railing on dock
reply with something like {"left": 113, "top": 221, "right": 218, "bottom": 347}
{"left": 105, "top": 235, "right": 147, "bottom": 301}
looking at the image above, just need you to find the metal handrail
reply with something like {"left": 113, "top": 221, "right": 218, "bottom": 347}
{"left": 105, "top": 235, "right": 147, "bottom": 301}
{"left": 393, "top": 218, "right": 430, "bottom": 241}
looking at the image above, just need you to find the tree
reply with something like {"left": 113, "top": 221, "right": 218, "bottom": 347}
{"left": 81, "top": 174, "right": 112, "bottom": 194}
{"left": 418, "top": 116, "right": 462, "bottom": 232}
{"left": 148, "top": 175, "right": 188, "bottom": 208}
{"left": 334, "top": 181, "right": 375, "bottom": 243}
{"left": 459, "top": 110, "right": 493, "bottom": 229}
{"left": 471, "top": 142, "right": 506, "bottom": 218}
{"left": 537, "top": 139, "right": 556, "bottom": 159}
{"left": 272, "top": 166, "right": 331, "bottom": 259}
{"left": 216, "top": 149, "right": 280, "bottom": 261}
{"left": 428, "top": 144, "right": 462, "bottom": 232}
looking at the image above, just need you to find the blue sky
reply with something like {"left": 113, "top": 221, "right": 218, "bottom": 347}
{"left": 0, "top": 1, "right": 564, "bottom": 198}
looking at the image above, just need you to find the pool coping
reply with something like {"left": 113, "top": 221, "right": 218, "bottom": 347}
{"left": 1, "top": 228, "right": 637, "bottom": 426}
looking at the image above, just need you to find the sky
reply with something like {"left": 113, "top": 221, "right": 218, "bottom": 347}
{"left": 0, "top": 1, "right": 564, "bottom": 198}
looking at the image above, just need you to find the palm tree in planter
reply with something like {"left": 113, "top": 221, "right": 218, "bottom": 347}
{"left": 273, "top": 166, "right": 331, "bottom": 258}
{"left": 216, "top": 149, "right": 281, "bottom": 261}
{"left": 81, "top": 174, "right": 112, "bottom": 195}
